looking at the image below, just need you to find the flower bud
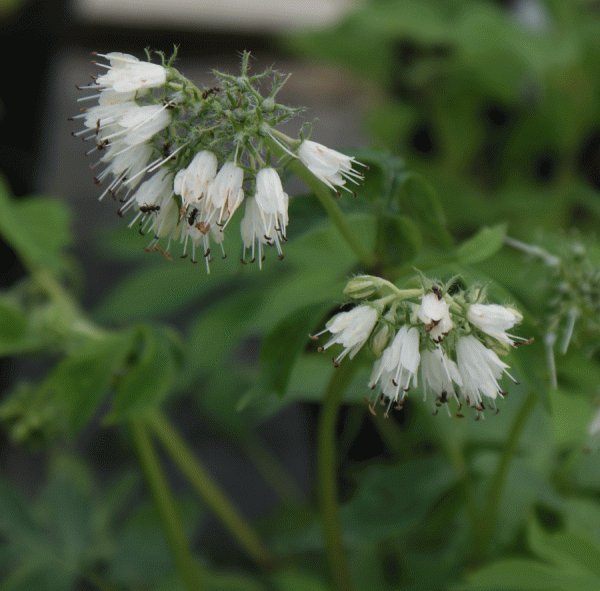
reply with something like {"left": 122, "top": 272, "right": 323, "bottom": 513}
{"left": 371, "top": 323, "right": 390, "bottom": 358}
{"left": 344, "top": 276, "right": 378, "bottom": 299}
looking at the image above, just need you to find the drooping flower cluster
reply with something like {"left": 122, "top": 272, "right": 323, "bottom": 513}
{"left": 71, "top": 50, "right": 365, "bottom": 271}
{"left": 311, "top": 274, "right": 528, "bottom": 418}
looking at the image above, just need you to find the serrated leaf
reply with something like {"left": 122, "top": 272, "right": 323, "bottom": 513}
{"left": 105, "top": 325, "right": 180, "bottom": 423}
{"left": 45, "top": 329, "right": 136, "bottom": 434}
{"left": 0, "top": 453, "right": 118, "bottom": 591}
{"left": 0, "top": 177, "right": 73, "bottom": 274}
{"left": 456, "top": 223, "right": 507, "bottom": 264}
{"left": 0, "top": 296, "right": 46, "bottom": 357}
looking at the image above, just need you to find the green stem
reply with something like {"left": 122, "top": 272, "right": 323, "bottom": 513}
{"left": 129, "top": 418, "right": 205, "bottom": 591}
{"left": 318, "top": 360, "right": 358, "bottom": 591}
{"left": 263, "top": 136, "right": 378, "bottom": 269}
{"left": 241, "top": 434, "right": 306, "bottom": 507}
{"left": 472, "top": 390, "right": 539, "bottom": 561}
{"left": 146, "top": 409, "right": 275, "bottom": 570}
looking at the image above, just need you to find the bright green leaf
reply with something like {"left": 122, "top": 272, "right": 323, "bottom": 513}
{"left": 456, "top": 223, "right": 508, "bottom": 265}
{"left": 548, "top": 387, "right": 595, "bottom": 446}
{"left": 0, "top": 177, "right": 73, "bottom": 274}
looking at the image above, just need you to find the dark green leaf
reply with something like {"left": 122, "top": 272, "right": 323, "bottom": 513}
{"left": 108, "top": 498, "right": 201, "bottom": 587}
{"left": 45, "top": 329, "right": 136, "bottom": 434}
{"left": 528, "top": 519, "right": 600, "bottom": 579}
{"left": 455, "top": 559, "right": 600, "bottom": 591}
{"left": 397, "top": 172, "right": 452, "bottom": 248}
{"left": 105, "top": 325, "right": 180, "bottom": 423}
{"left": 258, "top": 302, "right": 330, "bottom": 396}
{"left": 341, "top": 455, "right": 456, "bottom": 541}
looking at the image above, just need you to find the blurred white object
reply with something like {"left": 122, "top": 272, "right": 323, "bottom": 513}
{"left": 73, "top": 0, "right": 356, "bottom": 31}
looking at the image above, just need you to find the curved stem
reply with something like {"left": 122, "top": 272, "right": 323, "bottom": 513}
{"left": 241, "top": 434, "right": 306, "bottom": 507}
{"left": 146, "top": 409, "right": 275, "bottom": 570}
{"left": 129, "top": 418, "right": 205, "bottom": 591}
{"left": 318, "top": 360, "right": 358, "bottom": 591}
{"left": 263, "top": 136, "right": 378, "bottom": 269}
{"left": 472, "top": 390, "right": 539, "bottom": 561}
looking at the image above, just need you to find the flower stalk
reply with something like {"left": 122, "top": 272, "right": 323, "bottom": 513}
{"left": 470, "top": 389, "right": 539, "bottom": 562}
{"left": 145, "top": 409, "right": 275, "bottom": 570}
{"left": 129, "top": 417, "right": 205, "bottom": 591}
{"left": 317, "top": 358, "right": 358, "bottom": 591}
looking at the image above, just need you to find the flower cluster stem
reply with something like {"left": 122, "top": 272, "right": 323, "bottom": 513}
{"left": 317, "top": 361, "right": 358, "bottom": 591}
{"left": 471, "top": 389, "right": 539, "bottom": 562}
{"left": 263, "top": 136, "right": 378, "bottom": 269}
{"left": 129, "top": 418, "right": 205, "bottom": 591}
{"left": 145, "top": 409, "right": 275, "bottom": 570}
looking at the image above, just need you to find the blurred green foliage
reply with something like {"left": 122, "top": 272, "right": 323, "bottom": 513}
{"left": 1, "top": 2, "right": 600, "bottom": 588}
{"left": 286, "top": 0, "right": 600, "bottom": 236}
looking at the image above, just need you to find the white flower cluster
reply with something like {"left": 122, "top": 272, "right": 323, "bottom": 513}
{"left": 72, "top": 51, "right": 365, "bottom": 272}
{"left": 312, "top": 275, "right": 526, "bottom": 418}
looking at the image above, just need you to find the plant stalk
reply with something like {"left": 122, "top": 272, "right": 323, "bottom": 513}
{"left": 317, "top": 360, "right": 358, "bottom": 591}
{"left": 472, "top": 390, "right": 539, "bottom": 561}
{"left": 146, "top": 409, "right": 275, "bottom": 570}
{"left": 129, "top": 418, "right": 205, "bottom": 591}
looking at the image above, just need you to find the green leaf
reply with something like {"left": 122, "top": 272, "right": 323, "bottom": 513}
{"left": 258, "top": 302, "right": 330, "bottom": 396}
{"left": 108, "top": 498, "right": 201, "bottom": 587}
{"left": 378, "top": 214, "right": 423, "bottom": 266}
{"left": 105, "top": 325, "right": 180, "bottom": 423}
{"left": 0, "top": 177, "right": 73, "bottom": 274}
{"left": 180, "top": 282, "right": 265, "bottom": 389}
{"left": 455, "top": 558, "right": 600, "bottom": 591}
{"left": 528, "top": 519, "right": 600, "bottom": 579}
{"left": 548, "top": 387, "right": 595, "bottom": 446}
{"left": 45, "top": 329, "right": 136, "bottom": 434}
{"left": 269, "top": 569, "right": 329, "bottom": 591}
{"left": 456, "top": 223, "right": 508, "bottom": 265}
{"left": 397, "top": 172, "right": 452, "bottom": 248}
{"left": 0, "top": 453, "right": 116, "bottom": 591}
{"left": 340, "top": 455, "right": 456, "bottom": 541}
{"left": 0, "top": 295, "right": 50, "bottom": 357}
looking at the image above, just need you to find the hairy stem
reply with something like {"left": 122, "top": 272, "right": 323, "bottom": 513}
{"left": 472, "top": 390, "right": 539, "bottom": 561}
{"left": 146, "top": 409, "right": 275, "bottom": 570}
{"left": 130, "top": 418, "right": 205, "bottom": 591}
{"left": 318, "top": 360, "right": 358, "bottom": 591}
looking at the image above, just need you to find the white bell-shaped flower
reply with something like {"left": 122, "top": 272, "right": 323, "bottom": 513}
{"left": 421, "top": 348, "right": 462, "bottom": 409}
{"left": 456, "top": 335, "right": 517, "bottom": 410}
{"left": 314, "top": 305, "right": 379, "bottom": 365}
{"left": 418, "top": 292, "right": 453, "bottom": 343}
{"left": 204, "top": 162, "right": 245, "bottom": 229}
{"left": 298, "top": 140, "right": 365, "bottom": 194}
{"left": 254, "top": 167, "right": 289, "bottom": 238}
{"left": 467, "top": 303, "right": 523, "bottom": 346}
{"left": 94, "top": 52, "right": 167, "bottom": 94}
{"left": 174, "top": 150, "right": 218, "bottom": 208}
{"left": 240, "top": 197, "right": 280, "bottom": 268}
{"left": 369, "top": 325, "right": 421, "bottom": 404}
